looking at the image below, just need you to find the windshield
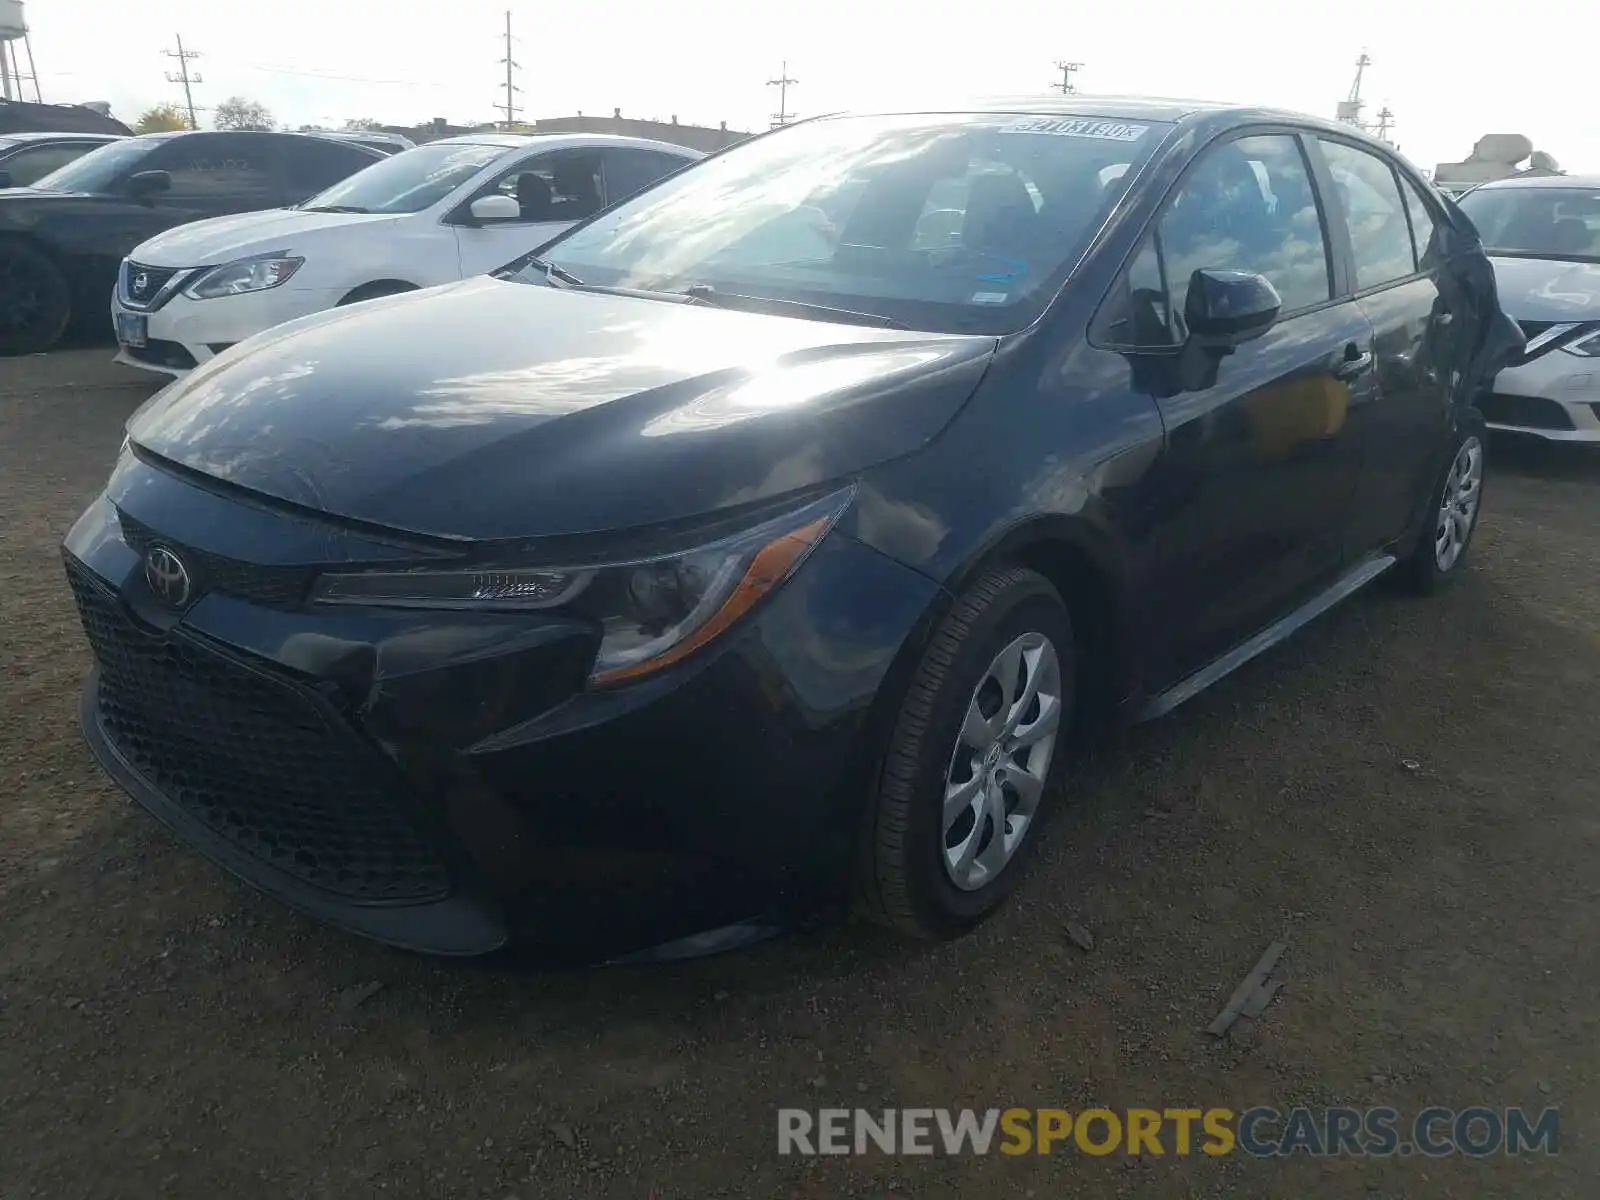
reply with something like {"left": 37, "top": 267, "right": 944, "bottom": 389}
{"left": 1458, "top": 186, "right": 1600, "bottom": 261}
{"left": 29, "top": 137, "right": 163, "bottom": 193}
{"left": 301, "top": 141, "right": 509, "bottom": 214}
{"left": 518, "top": 113, "right": 1170, "bottom": 334}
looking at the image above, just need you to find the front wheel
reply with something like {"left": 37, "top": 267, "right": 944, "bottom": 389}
{"left": 0, "top": 242, "right": 71, "bottom": 356}
{"left": 1396, "top": 425, "right": 1486, "bottom": 594}
{"left": 860, "top": 566, "right": 1074, "bottom": 940}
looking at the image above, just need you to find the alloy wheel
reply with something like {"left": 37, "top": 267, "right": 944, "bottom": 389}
{"left": 1434, "top": 435, "right": 1483, "bottom": 572}
{"left": 941, "top": 631, "right": 1062, "bottom": 892}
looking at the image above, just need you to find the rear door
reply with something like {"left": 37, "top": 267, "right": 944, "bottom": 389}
{"left": 601, "top": 147, "right": 692, "bottom": 205}
{"left": 1100, "top": 130, "right": 1377, "bottom": 682}
{"left": 276, "top": 135, "right": 381, "bottom": 206}
{"left": 1311, "top": 137, "right": 1455, "bottom": 556}
{"left": 452, "top": 148, "right": 608, "bottom": 276}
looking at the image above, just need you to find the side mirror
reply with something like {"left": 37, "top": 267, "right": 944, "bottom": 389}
{"left": 1183, "top": 269, "right": 1281, "bottom": 349}
{"left": 125, "top": 170, "right": 172, "bottom": 200}
{"left": 468, "top": 193, "right": 521, "bottom": 224}
{"left": 0, "top": 169, "right": 12, "bottom": 189}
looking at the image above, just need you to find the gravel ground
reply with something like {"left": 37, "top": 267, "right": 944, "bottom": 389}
{"left": 2, "top": 348, "right": 1597, "bottom": 1199}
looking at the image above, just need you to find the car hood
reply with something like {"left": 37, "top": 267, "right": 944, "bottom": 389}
{"left": 130, "top": 207, "right": 401, "bottom": 267}
{"left": 127, "top": 277, "right": 997, "bottom": 541}
{"left": 1488, "top": 256, "right": 1600, "bottom": 323}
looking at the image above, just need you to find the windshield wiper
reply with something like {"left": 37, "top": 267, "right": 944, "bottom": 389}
{"left": 523, "top": 256, "right": 585, "bottom": 287}
{"left": 299, "top": 204, "right": 370, "bottom": 214}
{"left": 680, "top": 285, "right": 909, "bottom": 330}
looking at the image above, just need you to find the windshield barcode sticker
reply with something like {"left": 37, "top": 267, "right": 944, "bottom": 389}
{"left": 998, "top": 118, "right": 1149, "bottom": 142}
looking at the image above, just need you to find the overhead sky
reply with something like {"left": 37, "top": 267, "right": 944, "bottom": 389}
{"left": 20, "top": 0, "right": 1596, "bottom": 175}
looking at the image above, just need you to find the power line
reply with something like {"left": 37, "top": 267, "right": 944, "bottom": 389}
{"left": 767, "top": 60, "right": 797, "bottom": 129}
{"left": 498, "top": 10, "right": 522, "bottom": 127}
{"left": 1052, "top": 61, "right": 1082, "bottom": 95}
{"left": 162, "top": 34, "right": 205, "bottom": 129}
{"left": 229, "top": 61, "right": 455, "bottom": 87}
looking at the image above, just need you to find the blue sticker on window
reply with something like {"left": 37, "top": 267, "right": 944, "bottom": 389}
{"left": 976, "top": 256, "right": 1028, "bottom": 284}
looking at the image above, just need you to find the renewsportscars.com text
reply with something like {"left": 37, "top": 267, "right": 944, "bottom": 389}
{"left": 777, "top": 1106, "right": 1560, "bottom": 1158}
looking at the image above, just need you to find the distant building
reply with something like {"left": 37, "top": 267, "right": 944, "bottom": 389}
{"left": 1434, "top": 134, "right": 1564, "bottom": 193}
{"left": 0, "top": 98, "right": 131, "bottom": 135}
{"left": 377, "top": 110, "right": 752, "bottom": 152}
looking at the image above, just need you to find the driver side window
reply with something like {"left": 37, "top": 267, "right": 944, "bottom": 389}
{"left": 1103, "top": 133, "right": 1331, "bottom": 348}
{"left": 485, "top": 150, "right": 605, "bottom": 223}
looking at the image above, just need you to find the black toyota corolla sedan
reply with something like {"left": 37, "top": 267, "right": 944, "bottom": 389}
{"left": 63, "top": 98, "right": 1521, "bottom": 962}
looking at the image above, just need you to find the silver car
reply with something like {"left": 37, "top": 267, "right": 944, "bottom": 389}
{"left": 1456, "top": 176, "right": 1600, "bottom": 442}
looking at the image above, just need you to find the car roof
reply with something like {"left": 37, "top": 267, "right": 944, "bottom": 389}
{"left": 0, "top": 131, "right": 123, "bottom": 144}
{"left": 1467, "top": 174, "right": 1600, "bottom": 191}
{"left": 830, "top": 93, "right": 1407, "bottom": 147}
{"left": 429, "top": 132, "right": 703, "bottom": 156}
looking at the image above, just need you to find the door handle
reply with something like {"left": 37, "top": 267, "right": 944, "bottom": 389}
{"left": 1334, "top": 348, "right": 1374, "bottom": 381}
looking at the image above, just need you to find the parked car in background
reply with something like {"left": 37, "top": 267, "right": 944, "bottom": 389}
{"left": 1456, "top": 175, "right": 1600, "bottom": 442}
{"left": 111, "top": 133, "right": 700, "bottom": 375}
{"left": 0, "top": 132, "right": 122, "bottom": 188}
{"left": 314, "top": 130, "right": 415, "bottom": 157}
{"left": 64, "top": 99, "right": 1519, "bottom": 961}
{"left": 0, "top": 130, "right": 381, "bottom": 356}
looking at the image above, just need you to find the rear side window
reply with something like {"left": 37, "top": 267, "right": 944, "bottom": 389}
{"left": 282, "top": 138, "right": 377, "bottom": 199}
{"left": 1100, "top": 133, "right": 1331, "bottom": 347}
{"left": 1317, "top": 139, "right": 1417, "bottom": 290}
{"left": 603, "top": 149, "right": 689, "bottom": 206}
{"left": 1399, "top": 176, "right": 1440, "bottom": 270}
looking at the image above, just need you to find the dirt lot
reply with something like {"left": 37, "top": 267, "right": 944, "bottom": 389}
{"left": 2, "top": 347, "right": 1597, "bottom": 1199}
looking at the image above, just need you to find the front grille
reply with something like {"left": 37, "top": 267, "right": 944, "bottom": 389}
{"left": 67, "top": 560, "right": 451, "bottom": 903}
{"left": 117, "top": 510, "right": 313, "bottom": 610}
{"left": 1478, "top": 393, "right": 1576, "bottom": 431}
{"left": 123, "top": 339, "right": 197, "bottom": 371}
{"left": 120, "top": 261, "right": 180, "bottom": 310}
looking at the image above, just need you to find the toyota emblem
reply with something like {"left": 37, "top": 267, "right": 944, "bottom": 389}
{"left": 144, "top": 545, "right": 192, "bottom": 608}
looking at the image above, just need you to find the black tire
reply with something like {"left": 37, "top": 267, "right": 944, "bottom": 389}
{"left": 860, "top": 566, "right": 1075, "bottom": 940}
{"left": 1395, "top": 421, "right": 1487, "bottom": 595}
{"left": 337, "top": 281, "right": 416, "bottom": 307}
{"left": 0, "top": 241, "right": 71, "bottom": 356}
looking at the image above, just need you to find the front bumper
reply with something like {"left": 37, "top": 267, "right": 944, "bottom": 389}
{"left": 1482, "top": 353, "right": 1600, "bottom": 443}
{"left": 62, "top": 458, "right": 939, "bottom": 960}
{"left": 111, "top": 284, "right": 344, "bottom": 377}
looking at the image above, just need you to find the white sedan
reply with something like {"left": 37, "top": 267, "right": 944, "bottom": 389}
{"left": 111, "top": 132, "right": 702, "bottom": 376}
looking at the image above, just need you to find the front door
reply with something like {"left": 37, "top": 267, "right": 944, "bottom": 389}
{"left": 1105, "top": 131, "right": 1378, "bottom": 684}
{"left": 1313, "top": 137, "right": 1456, "bottom": 556}
{"left": 453, "top": 148, "right": 606, "bottom": 277}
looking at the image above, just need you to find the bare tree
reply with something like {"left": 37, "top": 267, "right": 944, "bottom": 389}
{"left": 214, "top": 96, "right": 275, "bottom": 132}
{"left": 342, "top": 118, "right": 381, "bottom": 131}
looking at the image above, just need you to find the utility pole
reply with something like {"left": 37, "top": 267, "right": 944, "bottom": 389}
{"left": 767, "top": 60, "right": 798, "bottom": 129}
{"left": 1373, "top": 105, "right": 1394, "bottom": 144}
{"left": 498, "top": 10, "right": 522, "bottom": 127}
{"left": 163, "top": 35, "right": 204, "bottom": 129}
{"left": 1052, "top": 61, "right": 1082, "bottom": 94}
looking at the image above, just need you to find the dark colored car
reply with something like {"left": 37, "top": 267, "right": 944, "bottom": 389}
{"left": 0, "top": 132, "right": 122, "bottom": 189}
{"left": 0, "top": 130, "right": 381, "bottom": 354}
{"left": 63, "top": 98, "right": 1521, "bottom": 963}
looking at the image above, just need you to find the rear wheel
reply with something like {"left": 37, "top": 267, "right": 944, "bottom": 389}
{"left": 337, "top": 281, "right": 416, "bottom": 307}
{"left": 861, "top": 567, "right": 1074, "bottom": 940}
{"left": 0, "top": 242, "right": 71, "bottom": 355}
{"left": 1396, "top": 425, "right": 1486, "bottom": 594}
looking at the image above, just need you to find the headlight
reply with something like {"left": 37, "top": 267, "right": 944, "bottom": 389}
{"left": 184, "top": 254, "right": 304, "bottom": 300}
{"left": 1558, "top": 329, "right": 1600, "bottom": 358}
{"left": 312, "top": 488, "right": 852, "bottom": 685}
